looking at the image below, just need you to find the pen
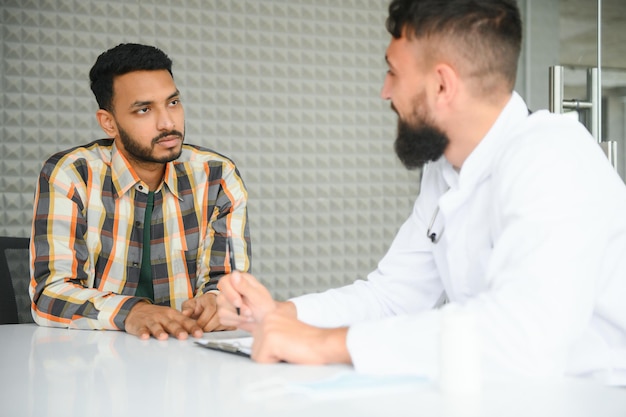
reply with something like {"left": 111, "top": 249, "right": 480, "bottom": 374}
{"left": 227, "top": 234, "right": 240, "bottom": 316}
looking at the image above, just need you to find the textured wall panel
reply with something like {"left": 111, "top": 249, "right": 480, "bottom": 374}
{"left": 0, "top": 0, "right": 420, "bottom": 299}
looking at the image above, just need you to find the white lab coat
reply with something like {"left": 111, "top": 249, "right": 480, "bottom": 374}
{"left": 292, "top": 92, "right": 626, "bottom": 385}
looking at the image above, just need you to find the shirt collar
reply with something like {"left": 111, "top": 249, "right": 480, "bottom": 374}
{"left": 162, "top": 161, "right": 183, "bottom": 200}
{"left": 110, "top": 141, "right": 182, "bottom": 200}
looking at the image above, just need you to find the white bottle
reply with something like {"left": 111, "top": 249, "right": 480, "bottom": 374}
{"left": 439, "top": 305, "right": 482, "bottom": 395}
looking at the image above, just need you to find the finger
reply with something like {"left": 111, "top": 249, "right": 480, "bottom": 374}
{"left": 146, "top": 322, "right": 171, "bottom": 341}
{"left": 196, "top": 302, "right": 216, "bottom": 329}
{"left": 217, "top": 294, "right": 249, "bottom": 327}
{"left": 181, "top": 299, "right": 195, "bottom": 317}
{"left": 130, "top": 326, "right": 151, "bottom": 340}
{"left": 188, "top": 324, "right": 204, "bottom": 339}
{"left": 200, "top": 310, "right": 222, "bottom": 332}
{"left": 216, "top": 293, "right": 238, "bottom": 318}
{"left": 195, "top": 300, "right": 204, "bottom": 317}
{"left": 231, "top": 272, "right": 269, "bottom": 308}
{"left": 153, "top": 314, "right": 199, "bottom": 340}
{"left": 178, "top": 316, "right": 204, "bottom": 338}
{"left": 231, "top": 273, "right": 277, "bottom": 321}
{"left": 183, "top": 300, "right": 204, "bottom": 320}
{"left": 220, "top": 271, "right": 245, "bottom": 308}
{"left": 205, "top": 305, "right": 237, "bottom": 331}
{"left": 238, "top": 305, "right": 254, "bottom": 318}
{"left": 216, "top": 292, "right": 234, "bottom": 311}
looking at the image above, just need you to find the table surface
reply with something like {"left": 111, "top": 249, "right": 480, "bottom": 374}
{"left": 1, "top": 324, "right": 625, "bottom": 417}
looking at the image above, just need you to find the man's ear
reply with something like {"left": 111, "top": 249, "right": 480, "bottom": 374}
{"left": 433, "top": 63, "right": 459, "bottom": 108}
{"left": 96, "top": 109, "right": 118, "bottom": 138}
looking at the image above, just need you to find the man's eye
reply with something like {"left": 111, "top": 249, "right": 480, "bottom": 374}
{"left": 137, "top": 108, "right": 149, "bottom": 114}
{"left": 169, "top": 99, "right": 180, "bottom": 106}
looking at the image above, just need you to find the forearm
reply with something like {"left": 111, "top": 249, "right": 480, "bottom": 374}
{"left": 31, "top": 183, "right": 138, "bottom": 329}
{"left": 31, "top": 275, "right": 141, "bottom": 330}
{"left": 198, "top": 166, "right": 251, "bottom": 293}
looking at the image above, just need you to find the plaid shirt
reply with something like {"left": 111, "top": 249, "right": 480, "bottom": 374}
{"left": 30, "top": 139, "right": 251, "bottom": 330}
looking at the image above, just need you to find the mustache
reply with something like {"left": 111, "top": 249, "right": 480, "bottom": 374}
{"left": 152, "top": 130, "right": 184, "bottom": 144}
{"left": 390, "top": 102, "right": 399, "bottom": 114}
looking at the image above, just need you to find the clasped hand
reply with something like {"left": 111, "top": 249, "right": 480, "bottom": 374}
{"left": 125, "top": 292, "right": 230, "bottom": 340}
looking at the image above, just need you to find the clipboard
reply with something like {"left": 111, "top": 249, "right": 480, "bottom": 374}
{"left": 195, "top": 337, "right": 252, "bottom": 358}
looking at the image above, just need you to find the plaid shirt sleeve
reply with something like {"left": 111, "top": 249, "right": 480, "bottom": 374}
{"left": 194, "top": 159, "right": 251, "bottom": 294}
{"left": 29, "top": 141, "right": 251, "bottom": 331}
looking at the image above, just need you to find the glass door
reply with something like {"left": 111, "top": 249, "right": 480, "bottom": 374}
{"left": 555, "top": 0, "right": 626, "bottom": 180}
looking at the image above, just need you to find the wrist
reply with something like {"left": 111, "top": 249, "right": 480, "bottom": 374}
{"left": 276, "top": 301, "right": 297, "bottom": 318}
{"left": 128, "top": 299, "right": 150, "bottom": 315}
{"left": 321, "top": 327, "right": 351, "bottom": 365}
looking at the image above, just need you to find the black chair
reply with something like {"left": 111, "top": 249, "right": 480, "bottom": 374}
{"left": 0, "top": 236, "right": 34, "bottom": 324}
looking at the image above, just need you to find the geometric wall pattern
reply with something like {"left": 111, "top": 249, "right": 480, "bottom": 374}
{"left": 0, "top": 0, "right": 420, "bottom": 300}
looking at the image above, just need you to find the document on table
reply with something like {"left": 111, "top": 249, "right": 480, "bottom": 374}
{"left": 195, "top": 336, "right": 253, "bottom": 358}
{"left": 243, "top": 372, "right": 429, "bottom": 401}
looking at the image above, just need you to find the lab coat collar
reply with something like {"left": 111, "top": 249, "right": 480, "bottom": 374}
{"left": 443, "top": 91, "right": 530, "bottom": 192}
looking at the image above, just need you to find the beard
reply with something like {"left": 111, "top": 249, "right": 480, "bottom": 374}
{"left": 393, "top": 99, "right": 449, "bottom": 170}
{"left": 118, "top": 124, "right": 184, "bottom": 164}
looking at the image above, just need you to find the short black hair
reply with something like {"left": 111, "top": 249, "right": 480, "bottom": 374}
{"left": 89, "top": 43, "right": 173, "bottom": 111}
{"left": 386, "top": 0, "right": 522, "bottom": 92}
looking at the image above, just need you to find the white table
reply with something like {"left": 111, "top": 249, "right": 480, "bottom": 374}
{"left": 1, "top": 324, "right": 624, "bottom": 417}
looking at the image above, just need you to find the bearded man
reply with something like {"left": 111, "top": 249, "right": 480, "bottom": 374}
{"left": 30, "top": 43, "right": 251, "bottom": 340}
{"left": 216, "top": 0, "right": 626, "bottom": 385}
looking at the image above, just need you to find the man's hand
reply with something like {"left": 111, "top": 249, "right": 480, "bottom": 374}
{"left": 181, "top": 292, "right": 233, "bottom": 332}
{"left": 125, "top": 302, "right": 204, "bottom": 340}
{"left": 251, "top": 311, "right": 352, "bottom": 365}
{"left": 216, "top": 271, "right": 282, "bottom": 332}
{"left": 216, "top": 271, "right": 350, "bottom": 365}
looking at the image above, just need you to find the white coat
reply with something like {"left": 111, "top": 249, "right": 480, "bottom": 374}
{"left": 292, "top": 92, "right": 626, "bottom": 385}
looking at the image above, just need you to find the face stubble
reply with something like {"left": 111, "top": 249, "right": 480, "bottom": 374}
{"left": 118, "top": 124, "right": 185, "bottom": 164}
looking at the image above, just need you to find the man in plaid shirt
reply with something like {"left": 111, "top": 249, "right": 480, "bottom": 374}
{"left": 30, "top": 43, "right": 251, "bottom": 340}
